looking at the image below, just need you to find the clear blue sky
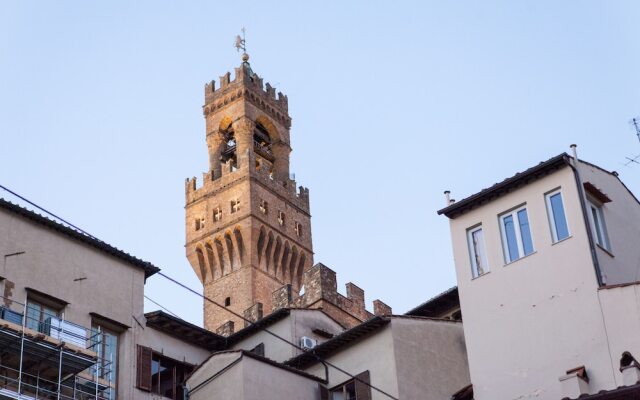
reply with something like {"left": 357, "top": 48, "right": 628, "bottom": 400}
{"left": 1, "top": 1, "right": 639, "bottom": 325}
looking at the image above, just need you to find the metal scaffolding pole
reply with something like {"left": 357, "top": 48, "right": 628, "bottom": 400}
{"left": 95, "top": 326, "right": 101, "bottom": 400}
{"left": 17, "top": 301, "right": 27, "bottom": 397}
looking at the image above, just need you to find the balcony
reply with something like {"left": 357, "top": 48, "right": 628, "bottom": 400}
{"left": 0, "top": 299, "right": 113, "bottom": 400}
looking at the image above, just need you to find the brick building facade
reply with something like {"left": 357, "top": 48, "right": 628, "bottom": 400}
{"left": 185, "top": 55, "right": 389, "bottom": 333}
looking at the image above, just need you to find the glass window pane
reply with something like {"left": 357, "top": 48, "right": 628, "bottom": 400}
{"left": 517, "top": 209, "right": 534, "bottom": 255}
{"left": 503, "top": 215, "right": 520, "bottom": 262}
{"left": 550, "top": 193, "right": 569, "bottom": 241}
{"left": 471, "top": 229, "right": 488, "bottom": 277}
{"left": 25, "top": 302, "right": 40, "bottom": 331}
{"left": 591, "top": 206, "right": 604, "bottom": 246}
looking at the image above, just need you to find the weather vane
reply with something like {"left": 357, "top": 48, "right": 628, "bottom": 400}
{"left": 235, "top": 28, "right": 248, "bottom": 62}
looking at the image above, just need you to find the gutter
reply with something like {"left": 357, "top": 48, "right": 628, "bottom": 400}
{"left": 568, "top": 145, "right": 604, "bottom": 286}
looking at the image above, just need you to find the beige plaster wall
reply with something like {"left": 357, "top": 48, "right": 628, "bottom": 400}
{"left": 230, "top": 309, "right": 343, "bottom": 362}
{"left": 598, "top": 285, "right": 640, "bottom": 388}
{"left": 305, "top": 323, "right": 400, "bottom": 400}
{"left": 186, "top": 352, "right": 319, "bottom": 400}
{"left": 448, "top": 166, "right": 617, "bottom": 399}
{"left": 391, "top": 318, "right": 470, "bottom": 399}
{"left": 0, "top": 209, "right": 213, "bottom": 400}
{"left": 577, "top": 161, "right": 640, "bottom": 285}
{"left": 187, "top": 352, "right": 245, "bottom": 400}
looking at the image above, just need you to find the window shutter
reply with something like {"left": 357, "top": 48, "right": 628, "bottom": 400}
{"left": 354, "top": 370, "right": 371, "bottom": 400}
{"left": 318, "top": 383, "right": 329, "bottom": 400}
{"left": 136, "top": 345, "right": 153, "bottom": 391}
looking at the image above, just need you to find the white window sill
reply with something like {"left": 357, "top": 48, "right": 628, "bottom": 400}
{"left": 471, "top": 271, "right": 490, "bottom": 281}
{"left": 503, "top": 251, "right": 537, "bottom": 267}
{"left": 551, "top": 235, "right": 573, "bottom": 246}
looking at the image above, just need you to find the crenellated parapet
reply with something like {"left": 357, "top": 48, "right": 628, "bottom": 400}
{"left": 271, "top": 263, "right": 392, "bottom": 329}
{"left": 203, "top": 63, "right": 290, "bottom": 129}
{"left": 185, "top": 160, "right": 310, "bottom": 213}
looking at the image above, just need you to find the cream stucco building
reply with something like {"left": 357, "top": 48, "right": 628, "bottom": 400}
{"left": 439, "top": 147, "right": 640, "bottom": 400}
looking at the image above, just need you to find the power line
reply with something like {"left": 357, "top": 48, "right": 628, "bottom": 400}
{"left": 157, "top": 271, "right": 399, "bottom": 400}
{"left": 0, "top": 184, "right": 99, "bottom": 240}
{"left": 144, "top": 295, "right": 180, "bottom": 318}
{"left": 0, "top": 184, "right": 399, "bottom": 400}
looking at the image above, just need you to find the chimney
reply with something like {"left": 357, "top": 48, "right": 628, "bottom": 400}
{"left": 558, "top": 366, "right": 589, "bottom": 398}
{"left": 620, "top": 352, "right": 640, "bottom": 386}
{"left": 570, "top": 144, "right": 578, "bottom": 163}
{"left": 444, "top": 190, "right": 451, "bottom": 206}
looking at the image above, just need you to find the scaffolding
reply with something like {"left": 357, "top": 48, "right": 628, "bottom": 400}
{"left": 0, "top": 297, "right": 114, "bottom": 400}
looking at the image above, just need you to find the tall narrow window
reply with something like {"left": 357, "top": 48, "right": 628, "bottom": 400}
{"left": 25, "top": 299, "right": 61, "bottom": 333}
{"left": 588, "top": 200, "right": 610, "bottom": 251}
{"left": 467, "top": 226, "right": 489, "bottom": 278}
{"left": 545, "top": 190, "right": 570, "bottom": 242}
{"left": 92, "top": 325, "right": 119, "bottom": 399}
{"left": 277, "top": 211, "right": 285, "bottom": 226}
{"left": 500, "top": 206, "right": 534, "bottom": 263}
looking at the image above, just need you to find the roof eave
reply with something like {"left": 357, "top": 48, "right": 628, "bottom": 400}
{"left": 437, "top": 153, "right": 571, "bottom": 219}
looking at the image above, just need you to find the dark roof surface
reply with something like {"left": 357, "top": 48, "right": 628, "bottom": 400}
{"left": 0, "top": 198, "right": 160, "bottom": 278}
{"left": 225, "top": 308, "right": 291, "bottom": 345}
{"left": 284, "top": 316, "right": 391, "bottom": 369}
{"left": 405, "top": 286, "right": 459, "bottom": 318}
{"left": 145, "top": 310, "right": 225, "bottom": 350}
{"left": 438, "top": 153, "right": 571, "bottom": 219}
{"left": 561, "top": 383, "right": 640, "bottom": 400}
{"left": 187, "top": 349, "right": 325, "bottom": 385}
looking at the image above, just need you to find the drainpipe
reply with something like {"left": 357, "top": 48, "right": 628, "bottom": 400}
{"left": 568, "top": 144, "right": 604, "bottom": 286}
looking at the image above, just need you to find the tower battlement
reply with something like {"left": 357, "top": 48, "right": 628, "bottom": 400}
{"left": 203, "top": 64, "right": 289, "bottom": 127}
{"left": 186, "top": 58, "right": 313, "bottom": 331}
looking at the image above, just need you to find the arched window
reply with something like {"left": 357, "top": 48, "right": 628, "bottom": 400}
{"left": 253, "top": 123, "right": 274, "bottom": 164}
{"left": 221, "top": 127, "right": 237, "bottom": 170}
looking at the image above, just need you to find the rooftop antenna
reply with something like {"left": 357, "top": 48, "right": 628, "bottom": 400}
{"left": 632, "top": 118, "right": 640, "bottom": 144}
{"left": 624, "top": 116, "right": 640, "bottom": 166}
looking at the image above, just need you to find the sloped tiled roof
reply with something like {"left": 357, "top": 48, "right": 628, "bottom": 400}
{"left": 438, "top": 153, "right": 571, "bottom": 219}
{"left": 0, "top": 197, "right": 160, "bottom": 278}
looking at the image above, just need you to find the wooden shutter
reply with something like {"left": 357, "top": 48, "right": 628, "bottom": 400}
{"left": 354, "top": 370, "right": 371, "bottom": 400}
{"left": 136, "top": 345, "right": 153, "bottom": 391}
{"left": 318, "top": 383, "right": 329, "bottom": 400}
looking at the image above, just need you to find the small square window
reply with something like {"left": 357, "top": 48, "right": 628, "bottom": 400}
{"left": 545, "top": 190, "right": 570, "bottom": 243}
{"left": 195, "top": 217, "right": 205, "bottom": 231}
{"left": 231, "top": 199, "right": 240, "bottom": 214}
{"left": 213, "top": 207, "right": 223, "bottom": 222}
{"left": 259, "top": 199, "right": 268, "bottom": 215}
{"left": 277, "top": 211, "right": 285, "bottom": 226}
{"left": 499, "top": 206, "right": 534, "bottom": 263}
{"left": 467, "top": 226, "right": 488, "bottom": 278}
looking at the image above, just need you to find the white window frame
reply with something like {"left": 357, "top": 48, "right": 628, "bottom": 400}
{"left": 499, "top": 205, "right": 534, "bottom": 264}
{"left": 587, "top": 199, "right": 611, "bottom": 252}
{"left": 545, "top": 189, "right": 570, "bottom": 243}
{"left": 467, "top": 225, "right": 489, "bottom": 278}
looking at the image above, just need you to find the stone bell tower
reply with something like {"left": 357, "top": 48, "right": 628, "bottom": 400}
{"left": 185, "top": 54, "right": 313, "bottom": 333}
